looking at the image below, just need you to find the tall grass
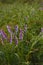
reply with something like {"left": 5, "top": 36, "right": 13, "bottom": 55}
{"left": 0, "top": 1, "right": 43, "bottom": 65}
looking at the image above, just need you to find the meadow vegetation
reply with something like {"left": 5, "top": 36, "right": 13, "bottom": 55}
{"left": 0, "top": 0, "right": 43, "bottom": 65}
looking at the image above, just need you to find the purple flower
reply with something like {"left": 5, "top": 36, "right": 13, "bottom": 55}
{"left": 0, "top": 30, "right": 4, "bottom": 45}
{"left": 1, "top": 30, "right": 7, "bottom": 39}
{"left": 41, "top": 28, "right": 43, "bottom": 32}
{"left": 14, "top": 35, "right": 18, "bottom": 45}
{"left": 7, "top": 25, "right": 13, "bottom": 44}
{"left": 7, "top": 25, "right": 11, "bottom": 33}
{"left": 15, "top": 25, "right": 18, "bottom": 33}
{"left": 19, "top": 29, "right": 23, "bottom": 40}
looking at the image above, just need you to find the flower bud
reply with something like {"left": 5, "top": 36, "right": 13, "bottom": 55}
{"left": 19, "top": 29, "right": 23, "bottom": 40}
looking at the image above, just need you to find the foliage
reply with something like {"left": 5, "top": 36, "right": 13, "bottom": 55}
{"left": 0, "top": 1, "right": 43, "bottom": 65}
{"left": 0, "top": 0, "right": 42, "bottom": 4}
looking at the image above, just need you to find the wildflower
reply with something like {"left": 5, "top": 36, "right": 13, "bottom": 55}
{"left": 7, "top": 25, "right": 13, "bottom": 44}
{"left": 14, "top": 35, "right": 18, "bottom": 45}
{"left": 19, "top": 29, "right": 23, "bottom": 40}
{"left": 7, "top": 25, "right": 12, "bottom": 33}
{"left": 41, "top": 28, "right": 43, "bottom": 32}
{"left": 15, "top": 25, "right": 18, "bottom": 33}
{"left": 0, "top": 30, "right": 4, "bottom": 45}
{"left": 0, "top": 30, "right": 7, "bottom": 45}
{"left": 1, "top": 30, "right": 7, "bottom": 39}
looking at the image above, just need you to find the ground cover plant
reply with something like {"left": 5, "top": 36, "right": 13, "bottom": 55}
{"left": 0, "top": 0, "right": 43, "bottom": 65}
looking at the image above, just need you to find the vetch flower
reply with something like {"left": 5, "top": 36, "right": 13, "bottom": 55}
{"left": 14, "top": 35, "right": 18, "bottom": 45}
{"left": 7, "top": 25, "right": 13, "bottom": 44}
{"left": 0, "top": 30, "right": 4, "bottom": 45}
{"left": 7, "top": 25, "right": 12, "bottom": 33}
{"left": 0, "top": 30, "right": 7, "bottom": 45}
{"left": 1, "top": 30, "right": 7, "bottom": 39}
{"left": 15, "top": 25, "right": 18, "bottom": 33}
{"left": 19, "top": 29, "right": 23, "bottom": 40}
{"left": 41, "top": 28, "right": 43, "bottom": 32}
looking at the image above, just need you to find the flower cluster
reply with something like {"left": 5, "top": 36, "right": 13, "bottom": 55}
{"left": 0, "top": 24, "right": 43, "bottom": 45}
{"left": 0, "top": 24, "right": 27, "bottom": 45}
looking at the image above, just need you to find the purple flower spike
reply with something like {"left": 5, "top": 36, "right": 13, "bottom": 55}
{"left": 1, "top": 30, "right": 7, "bottom": 39}
{"left": 41, "top": 28, "right": 43, "bottom": 32}
{"left": 7, "top": 25, "right": 13, "bottom": 44}
{"left": 19, "top": 29, "right": 23, "bottom": 40}
{"left": 15, "top": 25, "right": 18, "bottom": 33}
{"left": 0, "top": 30, "right": 4, "bottom": 45}
{"left": 14, "top": 35, "right": 18, "bottom": 45}
{"left": 7, "top": 25, "right": 11, "bottom": 33}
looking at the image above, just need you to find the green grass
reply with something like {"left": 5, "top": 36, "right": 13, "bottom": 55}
{"left": 0, "top": 1, "right": 43, "bottom": 65}
{"left": 0, "top": 2, "right": 43, "bottom": 28}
